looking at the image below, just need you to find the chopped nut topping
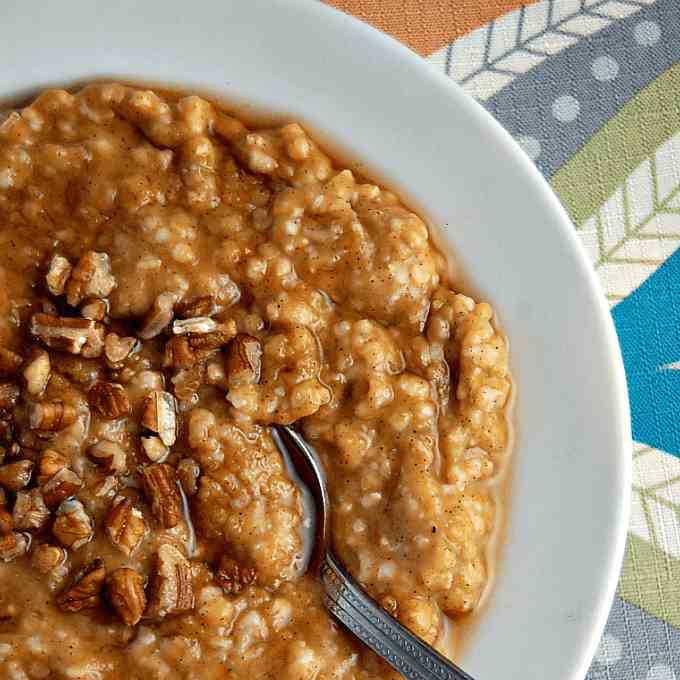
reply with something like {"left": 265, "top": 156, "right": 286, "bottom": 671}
{"left": 104, "top": 333, "right": 138, "bottom": 364}
{"left": 177, "top": 458, "right": 200, "bottom": 497}
{"left": 87, "top": 440, "right": 127, "bottom": 473}
{"left": 176, "top": 296, "right": 218, "bottom": 319}
{"left": 29, "top": 402, "right": 77, "bottom": 431}
{"left": 38, "top": 449, "right": 68, "bottom": 485}
{"left": 0, "top": 508, "right": 13, "bottom": 534}
{"left": 225, "top": 334, "right": 262, "bottom": 387}
{"left": 145, "top": 544, "right": 194, "bottom": 619}
{"left": 81, "top": 298, "right": 108, "bottom": 321}
{"left": 141, "top": 436, "right": 169, "bottom": 463}
{"left": 215, "top": 555, "right": 256, "bottom": 595}
{"left": 45, "top": 254, "right": 73, "bottom": 297}
{"left": 57, "top": 559, "right": 106, "bottom": 612}
{"left": 0, "top": 347, "right": 23, "bottom": 376}
{"left": 23, "top": 350, "right": 51, "bottom": 396}
{"left": 30, "top": 313, "right": 105, "bottom": 357}
{"left": 105, "top": 496, "right": 146, "bottom": 557}
{"left": 13, "top": 489, "right": 50, "bottom": 530}
{"left": 31, "top": 543, "right": 67, "bottom": 574}
{"left": 88, "top": 381, "right": 131, "bottom": 419}
{"left": 53, "top": 498, "right": 93, "bottom": 550}
{"left": 0, "top": 459, "right": 34, "bottom": 492}
{"left": 66, "top": 251, "right": 116, "bottom": 307}
{"left": 41, "top": 468, "right": 82, "bottom": 508}
{"left": 107, "top": 567, "right": 147, "bottom": 626}
{"left": 0, "top": 382, "right": 20, "bottom": 412}
{"left": 164, "top": 322, "right": 238, "bottom": 369}
{"left": 0, "top": 532, "right": 30, "bottom": 562}
{"left": 142, "top": 464, "right": 182, "bottom": 529}
{"left": 172, "top": 317, "right": 218, "bottom": 335}
{"left": 141, "top": 390, "right": 177, "bottom": 446}
{"left": 138, "top": 292, "right": 178, "bottom": 340}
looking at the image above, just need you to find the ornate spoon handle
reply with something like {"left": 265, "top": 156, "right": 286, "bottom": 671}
{"left": 321, "top": 551, "right": 474, "bottom": 680}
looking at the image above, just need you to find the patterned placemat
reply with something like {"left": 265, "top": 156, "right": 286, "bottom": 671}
{"left": 326, "top": 0, "right": 680, "bottom": 677}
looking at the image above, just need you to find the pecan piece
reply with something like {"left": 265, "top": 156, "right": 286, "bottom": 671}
{"left": 81, "top": 298, "right": 108, "bottom": 321}
{"left": 23, "top": 349, "right": 51, "bottom": 397}
{"left": 215, "top": 555, "right": 256, "bottom": 595}
{"left": 41, "top": 467, "right": 82, "bottom": 508}
{"left": 0, "top": 532, "right": 30, "bottom": 562}
{"left": 38, "top": 449, "right": 68, "bottom": 485}
{"left": 107, "top": 567, "right": 147, "bottom": 626}
{"left": 172, "top": 317, "right": 218, "bottom": 335}
{"left": 145, "top": 544, "right": 194, "bottom": 619}
{"left": 105, "top": 496, "right": 146, "bottom": 557}
{"left": 66, "top": 251, "right": 116, "bottom": 306}
{"left": 87, "top": 440, "right": 126, "bottom": 473}
{"left": 13, "top": 489, "right": 50, "bottom": 530}
{"left": 141, "top": 390, "right": 177, "bottom": 446}
{"left": 30, "top": 313, "right": 105, "bottom": 357}
{"left": 225, "top": 334, "right": 262, "bottom": 387}
{"left": 0, "top": 508, "right": 13, "bottom": 534}
{"left": 141, "top": 436, "right": 169, "bottom": 463}
{"left": 104, "top": 333, "right": 138, "bottom": 364}
{"left": 29, "top": 402, "right": 77, "bottom": 431}
{"left": 88, "top": 381, "right": 131, "bottom": 419}
{"left": 0, "top": 347, "right": 23, "bottom": 376}
{"left": 176, "top": 296, "right": 218, "bottom": 319}
{"left": 177, "top": 458, "right": 200, "bottom": 497}
{"left": 45, "top": 254, "right": 72, "bottom": 297}
{"left": 31, "top": 543, "right": 67, "bottom": 574}
{"left": 142, "top": 464, "right": 181, "bottom": 529}
{"left": 53, "top": 498, "right": 93, "bottom": 550}
{"left": 164, "top": 323, "right": 237, "bottom": 369}
{"left": 0, "top": 382, "right": 20, "bottom": 412}
{"left": 57, "top": 559, "right": 106, "bottom": 612}
{"left": 138, "top": 292, "right": 178, "bottom": 340}
{"left": 0, "top": 459, "right": 34, "bottom": 492}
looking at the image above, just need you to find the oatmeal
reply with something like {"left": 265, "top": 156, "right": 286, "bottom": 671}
{"left": 0, "top": 83, "right": 511, "bottom": 679}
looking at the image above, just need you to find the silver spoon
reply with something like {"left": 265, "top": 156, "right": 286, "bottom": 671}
{"left": 272, "top": 425, "right": 475, "bottom": 680}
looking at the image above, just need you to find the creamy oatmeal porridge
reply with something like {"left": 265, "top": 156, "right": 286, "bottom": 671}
{"left": 0, "top": 83, "right": 511, "bottom": 679}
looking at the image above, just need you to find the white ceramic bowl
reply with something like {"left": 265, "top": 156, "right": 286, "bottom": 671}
{"left": 2, "top": 1, "right": 631, "bottom": 678}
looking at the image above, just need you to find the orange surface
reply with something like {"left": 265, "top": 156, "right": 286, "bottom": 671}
{"left": 325, "top": 0, "right": 537, "bottom": 56}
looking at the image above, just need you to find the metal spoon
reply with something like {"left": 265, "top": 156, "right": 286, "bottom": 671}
{"left": 272, "top": 425, "right": 475, "bottom": 680}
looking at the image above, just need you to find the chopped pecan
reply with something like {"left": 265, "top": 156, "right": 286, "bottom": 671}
{"left": 87, "top": 440, "right": 126, "bottom": 473}
{"left": 145, "top": 544, "right": 194, "bottom": 619}
{"left": 104, "top": 333, "right": 138, "bottom": 364}
{"left": 23, "top": 350, "right": 51, "bottom": 396}
{"left": 0, "top": 508, "right": 13, "bottom": 534}
{"left": 57, "top": 559, "right": 106, "bottom": 612}
{"left": 38, "top": 449, "right": 68, "bottom": 485}
{"left": 171, "top": 366, "right": 204, "bottom": 404}
{"left": 141, "top": 390, "right": 177, "bottom": 446}
{"left": 29, "top": 402, "right": 77, "bottom": 431}
{"left": 53, "top": 498, "right": 93, "bottom": 550}
{"left": 172, "top": 317, "right": 218, "bottom": 335}
{"left": 107, "top": 567, "right": 146, "bottom": 626}
{"left": 66, "top": 251, "right": 116, "bottom": 306}
{"left": 30, "top": 313, "right": 105, "bottom": 357}
{"left": 88, "top": 381, "right": 131, "bottom": 419}
{"left": 177, "top": 458, "right": 200, "bottom": 497}
{"left": 105, "top": 496, "right": 146, "bottom": 557}
{"left": 31, "top": 543, "right": 67, "bottom": 574}
{"left": 41, "top": 468, "right": 82, "bottom": 508}
{"left": 0, "top": 532, "right": 30, "bottom": 562}
{"left": 0, "top": 347, "right": 23, "bottom": 376}
{"left": 142, "top": 464, "right": 181, "bottom": 529}
{"left": 0, "top": 382, "right": 20, "bottom": 412}
{"left": 138, "top": 292, "right": 178, "bottom": 340}
{"left": 141, "top": 436, "right": 169, "bottom": 463}
{"left": 164, "top": 336, "right": 195, "bottom": 369}
{"left": 13, "top": 489, "right": 50, "bottom": 530}
{"left": 164, "top": 323, "right": 237, "bottom": 369}
{"left": 176, "top": 296, "right": 218, "bottom": 319}
{"left": 0, "top": 459, "right": 34, "bottom": 491}
{"left": 225, "top": 334, "right": 262, "bottom": 387}
{"left": 188, "top": 323, "right": 237, "bottom": 352}
{"left": 45, "top": 254, "right": 73, "bottom": 297}
{"left": 81, "top": 298, "right": 108, "bottom": 321}
{"left": 215, "top": 555, "right": 256, "bottom": 595}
